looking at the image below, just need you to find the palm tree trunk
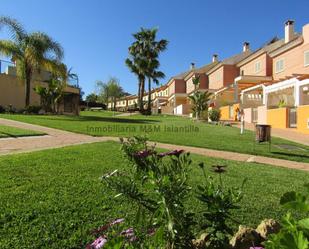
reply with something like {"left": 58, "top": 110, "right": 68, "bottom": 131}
{"left": 139, "top": 78, "right": 145, "bottom": 113}
{"left": 147, "top": 77, "right": 151, "bottom": 114}
{"left": 25, "top": 68, "right": 32, "bottom": 107}
{"left": 137, "top": 80, "right": 141, "bottom": 111}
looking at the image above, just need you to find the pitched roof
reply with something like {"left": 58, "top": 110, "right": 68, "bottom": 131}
{"left": 269, "top": 34, "right": 302, "bottom": 57}
{"left": 221, "top": 50, "right": 253, "bottom": 65}
{"left": 236, "top": 36, "right": 301, "bottom": 67}
{"left": 195, "top": 61, "right": 220, "bottom": 74}
{"left": 173, "top": 70, "right": 192, "bottom": 79}
{"left": 207, "top": 50, "right": 253, "bottom": 74}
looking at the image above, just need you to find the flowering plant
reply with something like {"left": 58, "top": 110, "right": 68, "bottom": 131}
{"left": 103, "top": 136, "right": 195, "bottom": 249}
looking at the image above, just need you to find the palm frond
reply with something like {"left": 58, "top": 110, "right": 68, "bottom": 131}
{"left": 29, "top": 32, "right": 64, "bottom": 60}
{"left": 0, "top": 16, "right": 26, "bottom": 42}
{"left": 0, "top": 40, "right": 22, "bottom": 58}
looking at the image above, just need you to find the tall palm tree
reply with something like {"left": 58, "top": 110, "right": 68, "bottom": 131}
{"left": 126, "top": 28, "right": 168, "bottom": 114}
{"left": 146, "top": 59, "right": 165, "bottom": 114}
{"left": 126, "top": 48, "right": 148, "bottom": 113}
{"left": 0, "top": 16, "right": 65, "bottom": 107}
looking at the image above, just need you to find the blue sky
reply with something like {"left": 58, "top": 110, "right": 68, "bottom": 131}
{"left": 1, "top": 0, "right": 309, "bottom": 97}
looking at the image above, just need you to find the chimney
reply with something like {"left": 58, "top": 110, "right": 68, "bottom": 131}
{"left": 212, "top": 54, "right": 218, "bottom": 62}
{"left": 190, "top": 62, "right": 195, "bottom": 70}
{"left": 285, "top": 20, "right": 295, "bottom": 43}
{"left": 243, "top": 42, "right": 250, "bottom": 52}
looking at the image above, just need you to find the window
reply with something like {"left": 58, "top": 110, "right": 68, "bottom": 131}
{"left": 254, "top": 61, "right": 261, "bottom": 73}
{"left": 275, "top": 59, "right": 284, "bottom": 73}
{"left": 304, "top": 51, "right": 309, "bottom": 67}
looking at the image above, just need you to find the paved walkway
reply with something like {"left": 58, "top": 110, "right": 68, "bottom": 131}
{"left": 234, "top": 122, "right": 309, "bottom": 146}
{"left": 0, "top": 118, "right": 309, "bottom": 171}
{"left": 0, "top": 118, "right": 117, "bottom": 156}
{"left": 115, "top": 112, "right": 138, "bottom": 117}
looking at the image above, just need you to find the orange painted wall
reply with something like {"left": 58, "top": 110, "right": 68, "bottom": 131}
{"left": 220, "top": 106, "right": 230, "bottom": 120}
{"left": 267, "top": 108, "right": 288, "bottom": 129}
{"left": 239, "top": 53, "right": 272, "bottom": 76}
{"left": 233, "top": 103, "right": 240, "bottom": 120}
{"left": 297, "top": 105, "right": 309, "bottom": 134}
{"left": 223, "top": 65, "right": 239, "bottom": 86}
{"left": 168, "top": 79, "right": 186, "bottom": 97}
{"left": 209, "top": 65, "right": 239, "bottom": 90}
{"left": 186, "top": 73, "right": 209, "bottom": 94}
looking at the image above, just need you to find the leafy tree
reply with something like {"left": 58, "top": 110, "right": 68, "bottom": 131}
{"left": 96, "top": 77, "right": 124, "bottom": 110}
{"left": 34, "top": 77, "right": 65, "bottom": 113}
{"left": 126, "top": 28, "right": 168, "bottom": 114}
{"left": 0, "top": 16, "right": 65, "bottom": 107}
{"left": 85, "top": 93, "right": 98, "bottom": 103}
{"left": 188, "top": 76, "right": 212, "bottom": 120}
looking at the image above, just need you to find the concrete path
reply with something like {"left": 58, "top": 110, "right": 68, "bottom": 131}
{"left": 0, "top": 118, "right": 118, "bottom": 156}
{"left": 0, "top": 118, "right": 309, "bottom": 171}
{"left": 115, "top": 112, "right": 138, "bottom": 117}
{"left": 234, "top": 122, "right": 309, "bottom": 146}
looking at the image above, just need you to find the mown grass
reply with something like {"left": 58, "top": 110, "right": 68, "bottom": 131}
{"left": 0, "top": 125, "right": 44, "bottom": 138}
{"left": 0, "top": 141, "right": 308, "bottom": 248}
{"left": 1, "top": 111, "right": 308, "bottom": 163}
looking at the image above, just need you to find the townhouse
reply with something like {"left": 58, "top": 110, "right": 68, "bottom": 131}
{"left": 109, "top": 19, "right": 309, "bottom": 134}
{"left": 208, "top": 43, "right": 253, "bottom": 120}
{"left": 240, "top": 20, "right": 309, "bottom": 134}
{"left": 0, "top": 61, "right": 80, "bottom": 115}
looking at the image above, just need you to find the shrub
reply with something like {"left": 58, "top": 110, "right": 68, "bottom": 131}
{"left": 5, "top": 105, "right": 17, "bottom": 114}
{"left": 196, "top": 164, "right": 246, "bottom": 249}
{"left": 0, "top": 105, "right": 5, "bottom": 113}
{"left": 25, "top": 105, "right": 41, "bottom": 114}
{"left": 102, "top": 136, "right": 195, "bottom": 249}
{"left": 209, "top": 109, "right": 221, "bottom": 122}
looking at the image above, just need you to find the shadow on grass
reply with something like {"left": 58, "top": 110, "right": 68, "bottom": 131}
{"left": 272, "top": 151, "right": 309, "bottom": 160}
{"left": 41, "top": 115, "right": 161, "bottom": 124}
{"left": 0, "top": 131, "right": 18, "bottom": 138}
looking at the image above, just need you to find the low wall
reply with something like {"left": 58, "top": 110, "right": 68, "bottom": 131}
{"left": 174, "top": 104, "right": 192, "bottom": 115}
{"left": 257, "top": 106, "right": 267, "bottom": 124}
{"left": 220, "top": 103, "right": 240, "bottom": 121}
{"left": 161, "top": 106, "right": 174, "bottom": 114}
{"left": 220, "top": 106, "right": 230, "bottom": 120}
{"left": 267, "top": 108, "right": 288, "bottom": 129}
{"left": 243, "top": 108, "right": 252, "bottom": 123}
{"left": 297, "top": 105, "right": 309, "bottom": 134}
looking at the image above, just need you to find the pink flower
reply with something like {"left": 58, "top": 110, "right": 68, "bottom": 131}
{"left": 159, "top": 150, "right": 184, "bottom": 158}
{"left": 121, "top": 227, "right": 134, "bottom": 237}
{"left": 110, "top": 218, "right": 125, "bottom": 226}
{"left": 90, "top": 236, "right": 107, "bottom": 249}
{"left": 134, "top": 150, "right": 153, "bottom": 158}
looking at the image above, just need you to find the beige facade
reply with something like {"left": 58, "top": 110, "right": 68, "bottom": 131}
{"left": 271, "top": 25, "right": 309, "bottom": 80}
{"left": 0, "top": 68, "right": 80, "bottom": 114}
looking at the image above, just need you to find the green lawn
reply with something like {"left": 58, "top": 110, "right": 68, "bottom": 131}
{"left": 0, "top": 141, "right": 308, "bottom": 248}
{"left": 1, "top": 111, "right": 308, "bottom": 163}
{"left": 0, "top": 125, "right": 44, "bottom": 138}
